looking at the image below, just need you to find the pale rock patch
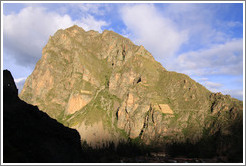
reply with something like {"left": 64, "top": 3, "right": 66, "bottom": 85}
{"left": 66, "top": 93, "right": 92, "bottom": 114}
{"left": 154, "top": 104, "right": 174, "bottom": 114}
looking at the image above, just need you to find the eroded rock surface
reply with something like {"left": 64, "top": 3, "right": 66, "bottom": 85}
{"left": 19, "top": 25, "right": 243, "bottom": 155}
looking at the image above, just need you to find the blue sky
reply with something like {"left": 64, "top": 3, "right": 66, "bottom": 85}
{"left": 2, "top": 2, "right": 244, "bottom": 100}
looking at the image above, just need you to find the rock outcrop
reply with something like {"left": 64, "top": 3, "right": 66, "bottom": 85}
{"left": 19, "top": 24, "right": 243, "bottom": 158}
{"left": 3, "top": 70, "right": 83, "bottom": 163}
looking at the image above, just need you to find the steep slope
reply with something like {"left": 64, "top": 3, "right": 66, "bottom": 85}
{"left": 3, "top": 70, "right": 83, "bottom": 163}
{"left": 20, "top": 25, "right": 243, "bottom": 150}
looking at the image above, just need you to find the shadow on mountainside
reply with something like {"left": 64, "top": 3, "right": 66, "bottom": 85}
{"left": 165, "top": 123, "right": 243, "bottom": 163}
{"left": 3, "top": 70, "right": 84, "bottom": 163}
{"left": 3, "top": 69, "right": 243, "bottom": 163}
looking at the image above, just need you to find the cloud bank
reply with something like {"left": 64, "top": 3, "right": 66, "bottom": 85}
{"left": 120, "top": 4, "right": 188, "bottom": 59}
{"left": 3, "top": 6, "right": 107, "bottom": 68}
{"left": 119, "top": 3, "right": 243, "bottom": 100}
{"left": 174, "top": 39, "right": 243, "bottom": 76}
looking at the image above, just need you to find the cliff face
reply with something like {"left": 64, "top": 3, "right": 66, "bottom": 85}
{"left": 3, "top": 70, "right": 83, "bottom": 163}
{"left": 19, "top": 25, "right": 243, "bottom": 149}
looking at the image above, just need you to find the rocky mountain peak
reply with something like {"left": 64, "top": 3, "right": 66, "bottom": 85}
{"left": 19, "top": 25, "right": 243, "bottom": 153}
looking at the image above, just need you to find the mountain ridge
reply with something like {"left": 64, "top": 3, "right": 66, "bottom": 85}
{"left": 19, "top": 25, "right": 243, "bottom": 160}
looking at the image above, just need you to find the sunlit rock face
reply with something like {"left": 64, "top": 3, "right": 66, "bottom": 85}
{"left": 20, "top": 25, "right": 243, "bottom": 150}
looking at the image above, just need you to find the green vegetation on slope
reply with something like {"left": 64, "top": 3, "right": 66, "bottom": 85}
{"left": 18, "top": 25, "right": 243, "bottom": 162}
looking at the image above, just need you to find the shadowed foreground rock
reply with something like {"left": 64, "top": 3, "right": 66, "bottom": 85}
{"left": 3, "top": 70, "right": 83, "bottom": 163}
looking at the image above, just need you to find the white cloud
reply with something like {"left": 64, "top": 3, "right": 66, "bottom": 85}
{"left": 201, "top": 81, "right": 243, "bottom": 100}
{"left": 222, "top": 89, "right": 243, "bottom": 100}
{"left": 164, "top": 4, "right": 230, "bottom": 46}
{"left": 204, "top": 81, "right": 223, "bottom": 89}
{"left": 14, "top": 77, "right": 26, "bottom": 84}
{"left": 14, "top": 77, "right": 26, "bottom": 93}
{"left": 198, "top": 77, "right": 209, "bottom": 81}
{"left": 3, "top": 6, "right": 107, "bottom": 68}
{"left": 120, "top": 4, "right": 188, "bottom": 58}
{"left": 79, "top": 15, "right": 108, "bottom": 32}
{"left": 202, "top": 81, "right": 223, "bottom": 93}
{"left": 119, "top": 4, "right": 242, "bottom": 71}
{"left": 172, "top": 39, "right": 243, "bottom": 76}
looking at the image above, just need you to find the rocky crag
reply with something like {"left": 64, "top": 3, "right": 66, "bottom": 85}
{"left": 19, "top": 25, "right": 243, "bottom": 160}
{"left": 3, "top": 70, "right": 84, "bottom": 163}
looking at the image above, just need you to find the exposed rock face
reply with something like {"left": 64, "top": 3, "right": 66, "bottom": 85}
{"left": 66, "top": 92, "right": 92, "bottom": 114}
{"left": 4, "top": 70, "right": 83, "bottom": 163}
{"left": 154, "top": 104, "right": 174, "bottom": 114}
{"left": 20, "top": 25, "right": 243, "bottom": 152}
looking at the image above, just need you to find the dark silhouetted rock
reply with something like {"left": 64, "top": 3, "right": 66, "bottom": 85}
{"left": 3, "top": 69, "right": 18, "bottom": 103}
{"left": 3, "top": 70, "right": 83, "bottom": 163}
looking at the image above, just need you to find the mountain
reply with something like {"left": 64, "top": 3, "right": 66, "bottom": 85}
{"left": 3, "top": 70, "right": 84, "bottom": 163}
{"left": 19, "top": 25, "right": 243, "bottom": 161}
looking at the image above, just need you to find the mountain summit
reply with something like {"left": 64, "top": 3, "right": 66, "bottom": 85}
{"left": 20, "top": 25, "right": 243, "bottom": 160}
